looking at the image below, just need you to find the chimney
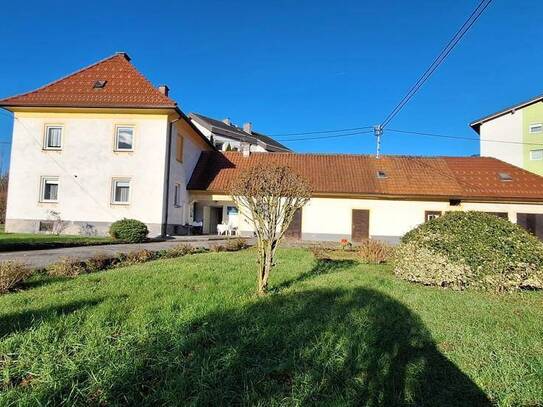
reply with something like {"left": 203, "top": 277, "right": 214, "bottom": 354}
{"left": 222, "top": 117, "right": 232, "bottom": 126}
{"left": 243, "top": 122, "right": 252, "bottom": 134}
{"left": 158, "top": 85, "right": 169, "bottom": 96}
{"left": 240, "top": 141, "right": 251, "bottom": 157}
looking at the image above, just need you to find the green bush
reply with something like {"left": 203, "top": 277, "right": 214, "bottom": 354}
{"left": 396, "top": 211, "right": 543, "bottom": 291}
{"left": 109, "top": 219, "right": 149, "bottom": 243}
{"left": 0, "top": 261, "right": 32, "bottom": 294}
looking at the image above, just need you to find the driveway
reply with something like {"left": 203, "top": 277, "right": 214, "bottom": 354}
{"left": 0, "top": 236, "right": 253, "bottom": 269}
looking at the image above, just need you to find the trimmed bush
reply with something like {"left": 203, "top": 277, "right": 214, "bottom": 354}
{"left": 359, "top": 239, "right": 393, "bottom": 264}
{"left": 0, "top": 261, "right": 32, "bottom": 294}
{"left": 225, "top": 238, "right": 249, "bottom": 252}
{"left": 48, "top": 257, "right": 87, "bottom": 277}
{"left": 121, "top": 249, "right": 157, "bottom": 265}
{"left": 85, "top": 253, "right": 119, "bottom": 272}
{"left": 109, "top": 218, "right": 149, "bottom": 243}
{"left": 396, "top": 211, "right": 543, "bottom": 291}
{"left": 160, "top": 244, "right": 195, "bottom": 259}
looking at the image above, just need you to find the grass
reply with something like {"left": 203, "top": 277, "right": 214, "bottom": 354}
{"left": 0, "top": 232, "right": 115, "bottom": 252}
{"left": 0, "top": 249, "right": 541, "bottom": 406}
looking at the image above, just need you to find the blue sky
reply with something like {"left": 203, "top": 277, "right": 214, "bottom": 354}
{"left": 0, "top": 0, "right": 541, "bottom": 167}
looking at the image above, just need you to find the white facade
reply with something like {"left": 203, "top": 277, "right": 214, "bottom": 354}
{"left": 5, "top": 111, "right": 208, "bottom": 237}
{"left": 191, "top": 121, "right": 267, "bottom": 153}
{"left": 193, "top": 194, "right": 543, "bottom": 243}
{"left": 479, "top": 111, "right": 523, "bottom": 167}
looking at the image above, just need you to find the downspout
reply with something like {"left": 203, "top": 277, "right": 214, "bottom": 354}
{"left": 162, "top": 117, "right": 180, "bottom": 236}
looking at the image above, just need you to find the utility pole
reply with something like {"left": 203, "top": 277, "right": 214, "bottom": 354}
{"left": 373, "top": 125, "right": 383, "bottom": 158}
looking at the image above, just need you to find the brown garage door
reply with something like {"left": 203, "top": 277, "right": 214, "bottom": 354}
{"left": 352, "top": 209, "right": 370, "bottom": 242}
{"left": 517, "top": 213, "right": 543, "bottom": 240}
{"left": 284, "top": 209, "right": 302, "bottom": 239}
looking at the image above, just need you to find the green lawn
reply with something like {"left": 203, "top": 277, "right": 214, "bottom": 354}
{"left": 0, "top": 249, "right": 541, "bottom": 406}
{"left": 0, "top": 233, "right": 114, "bottom": 252}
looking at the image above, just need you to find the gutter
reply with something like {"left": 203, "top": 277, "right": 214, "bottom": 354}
{"left": 162, "top": 118, "right": 179, "bottom": 236}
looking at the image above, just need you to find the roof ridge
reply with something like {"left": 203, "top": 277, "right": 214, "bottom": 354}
{"left": 220, "top": 151, "right": 479, "bottom": 159}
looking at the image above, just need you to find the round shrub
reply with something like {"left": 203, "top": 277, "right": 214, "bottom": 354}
{"left": 109, "top": 218, "right": 149, "bottom": 243}
{"left": 395, "top": 211, "right": 543, "bottom": 291}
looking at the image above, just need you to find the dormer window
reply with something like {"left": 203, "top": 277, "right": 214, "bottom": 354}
{"left": 93, "top": 80, "right": 107, "bottom": 89}
{"left": 376, "top": 170, "right": 387, "bottom": 179}
{"left": 498, "top": 172, "right": 513, "bottom": 182}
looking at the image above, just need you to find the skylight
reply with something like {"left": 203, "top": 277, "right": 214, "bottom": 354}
{"left": 93, "top": 80, "right": 107, "bottom": 89}
{"left": 376, "top": 170, "right": 387, "bottom": 179}
{"left": 498, "top": 172, "right": 513, "bottom": 182}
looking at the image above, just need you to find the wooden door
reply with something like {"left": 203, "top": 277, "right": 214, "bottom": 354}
{"left": 285, "top": 209, "right": 302, "bottom": 239}
{"left": 352, "top": 209, "right": 370, "bottom": 242}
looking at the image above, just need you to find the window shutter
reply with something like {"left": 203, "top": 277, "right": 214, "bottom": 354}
{"left": 176, "top": 134, "right": 184, "bottom": 162}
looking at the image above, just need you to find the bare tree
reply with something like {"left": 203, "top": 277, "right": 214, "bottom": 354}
{"left": 231, "top": 165, "right": 311, "bottom": 294}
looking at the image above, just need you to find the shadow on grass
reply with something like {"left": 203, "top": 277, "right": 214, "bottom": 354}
{"left": 103, "top": 288, "right": 490, "bottom": 406}
{"left": 273, "top": 258, "right": 358, "bottom": 292}
{"left": 0, "top": 299, "right": 103, "bottom": 338}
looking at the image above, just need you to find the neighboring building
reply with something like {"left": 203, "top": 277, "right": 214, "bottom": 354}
{"left": 0, "top": 52, "right": 213, "bottom": 237}
{"left": 470, "top": 94, "right": 543, "bottom": 176}
{"left": 189, "top": 113, "right": 290, "bottom": 153}
{"left": 188, "top": 152, "right": 543, "bottom": 242}
{"left": 1, "top": 53, "right": 543, "bottom": 242}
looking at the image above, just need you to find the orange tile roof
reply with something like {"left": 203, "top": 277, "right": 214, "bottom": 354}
{"left": 0, "top": 53, "right": 176, "bottom": 109}
{"left": 188, "top": 152, "right": 543, "bottom": 201}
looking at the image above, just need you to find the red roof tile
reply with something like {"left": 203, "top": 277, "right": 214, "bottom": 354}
{"left": 188, "top": 152, "right": 543, "bottom": 201}
{"left": 0, "top": 53, "right": 176, "bottom": 109}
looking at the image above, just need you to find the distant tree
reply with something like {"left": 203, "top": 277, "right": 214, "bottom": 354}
{"left": 225, "top": 143, "right": 232, "bottom": 151}
{"left": 231, "top": 166, "right": 311, "bottom": 294}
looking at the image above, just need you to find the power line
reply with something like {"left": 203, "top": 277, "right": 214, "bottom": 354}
{"left": 388, "top": 128, "right": 543, "bottom": 147}
{"left": 281, "top": 129, "right": 374, "bottom": 142}
{"left": 380, "top": 0, "right": 493, "bottom": 129}
{"left": 268, "top": 126, "right": 373, "bottom": 138}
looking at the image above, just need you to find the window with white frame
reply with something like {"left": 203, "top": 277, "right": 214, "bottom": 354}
{"left": 112, "top": 179, "right": 131, "bottom": 204}
{"left": 40, "top": 176, "right": 59, "bottom": 202}
{"left": 115, "top": 126, "right": 134, "bottom": 151}
{"left": 44, "top": 126, "right": 63, "bottom": 149}
{"left": 174, "top": 183, "right": 181, "bottom": 206}
{"left": 529, "top": 123, "right": 543, "bottom": 134}
{"left": 530, "top": 149, "right": 543, "bottom": 161}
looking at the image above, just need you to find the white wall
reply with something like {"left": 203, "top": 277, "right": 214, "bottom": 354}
{"left": 165, "top": 121, "right": 209, "bottom": 227}
{"left": 191, "top": 120, "right": 267, "bottom": 152}
{"left": 197, "top": 193, "right": 543, "bottom": 242}
{"left": 479, "top": 111, "right": 523, "bottom": 167}
{"left": 6, "top": 112, "right": 170, "bottom": 236}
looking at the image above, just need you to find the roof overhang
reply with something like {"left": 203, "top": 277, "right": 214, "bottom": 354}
{"left": 469, "top": 95, "right": 543, "bottom": 134}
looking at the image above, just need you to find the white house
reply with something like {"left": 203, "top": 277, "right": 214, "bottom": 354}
{"left": 189, "top": 113, "right": 290, "bottom": 153}
{"left": 1, "top": 53, "right": 543, "bottom": 241}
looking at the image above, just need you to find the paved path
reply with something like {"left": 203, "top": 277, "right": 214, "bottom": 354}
{"left": 0, "top": 236, "right": 253, "bottom": 269}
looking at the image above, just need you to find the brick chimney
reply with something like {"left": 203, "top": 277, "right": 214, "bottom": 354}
{"left": 243, "top": 122, "right": 252, "bottom": 134}
{"left": 222, "top": 118, "right": 232, "bottom": 126}
{"left": 158, "top": 85, "right": 169, "bottom": 96}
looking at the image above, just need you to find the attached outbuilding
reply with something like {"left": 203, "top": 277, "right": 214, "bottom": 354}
{"left": 188, "top": 151, "right": 543, "bottom": 243}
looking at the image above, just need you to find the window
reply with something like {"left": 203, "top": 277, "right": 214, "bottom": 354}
{"left": 44, "top": 126, "right": 62, "bottom": 149}
{"left": 112, "top": 179, "right": 130, "bottom": 204}
{"left": 39, "top": 221, "right": 54, "bottom": 232}
{"left": 174, "top": 183, "right": 181, "bottom": 206}
{"left": 115, "top": 126, "right": 134, "bottom": 151}
{"left": 425, "top": 211, "right": 442, "bottom": 222}
{"left": 40, "top": 177, "right": 59, "bottom": 202}
{"left": 530, "top": 149, "right": 543, "bottom": 161}
{"left": 529, "top": 123, "right": 543, "bottom": 134}
{"left": 376, "top": 170, "right": 387, "bottom": 179}
{"left": 498, "top": 172, "right": 513, "bottom": 181}
{"left": 176, "top": 134, "right": 184, "bottom": 162}
{"left": 227, "top": 206, "right": 238, "bottom": 215}
{"left": 215, "top": 142, "right": 224, "bottom": 150}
